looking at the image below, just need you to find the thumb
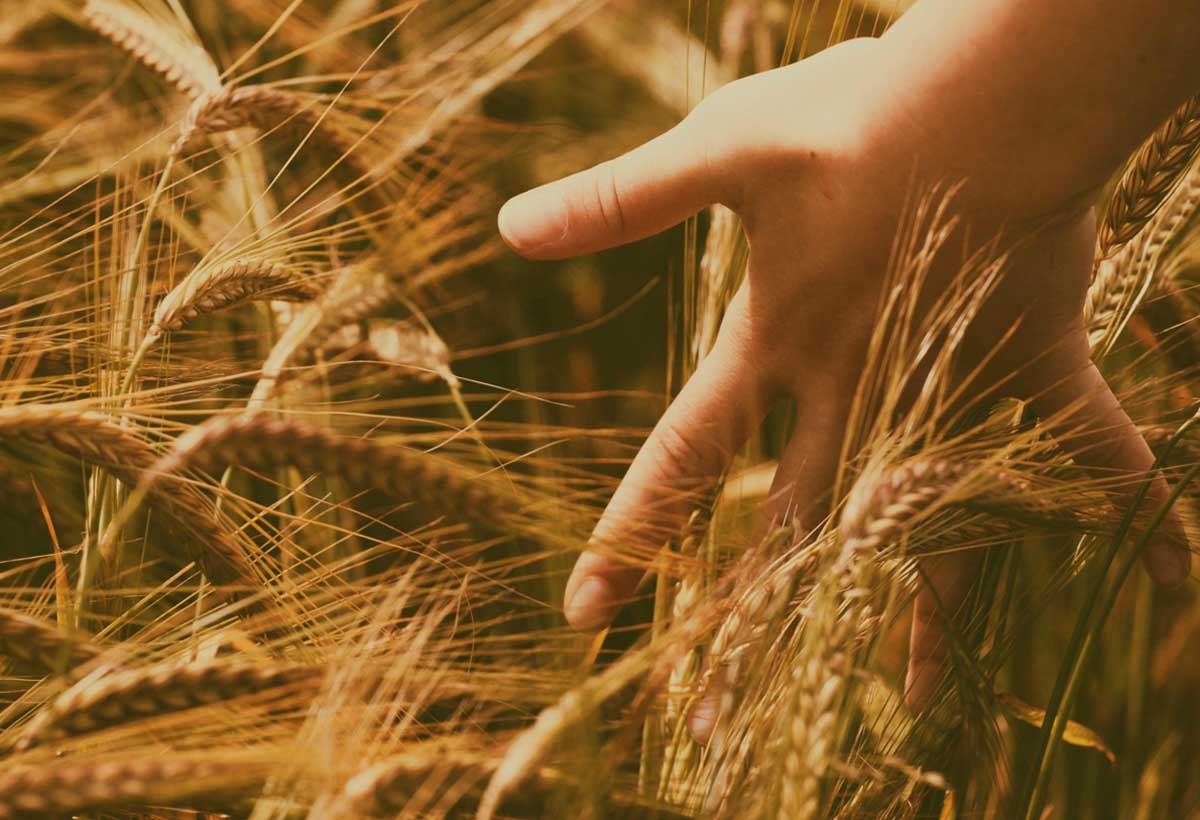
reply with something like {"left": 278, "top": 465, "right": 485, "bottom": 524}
{"left": 498, "top": 105, "right": 729, "bottom": 260}
{"left": 1030, "top": 351, "right": 1191, "bottom": 587}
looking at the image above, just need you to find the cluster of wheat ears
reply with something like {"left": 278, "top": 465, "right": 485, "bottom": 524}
{"left": 0, "top": 1, "right": 1198, "bottom": 819}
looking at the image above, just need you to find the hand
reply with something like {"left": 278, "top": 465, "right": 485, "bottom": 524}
{"left": 498, "top": 38, "right": 1190, "bottom": 724}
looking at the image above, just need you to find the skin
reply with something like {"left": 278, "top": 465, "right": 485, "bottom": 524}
{"left": 498, "top": 0, "right": 1199, "bottom": 736}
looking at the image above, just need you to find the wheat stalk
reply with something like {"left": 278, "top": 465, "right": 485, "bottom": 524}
{"left": 0, "top": 754, "right": 267, "bottom": 819}
{"left": 1096, "top": 94, "right": 1200, "bottom": 261}
{"left": 0, "top": 405, "right": 260, "bottom": 592}
{"left": 83, "top": 0, "right": 220, "bottom": 99}
{"left": 657, "top": 511, "right": 711, "bottom": 802}
{"left": 16, "top": 658, "right": 319, "bottom": 751}
{"left": 0, "top": 607, "right": 103, "bottom": 673}
{"left": 143, "top": 414, "right": 517, "bottom": 530}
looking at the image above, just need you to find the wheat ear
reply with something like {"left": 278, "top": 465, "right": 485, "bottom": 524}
{"left": 1087, "top": 159, "right": 1200, "bottom": 354}
{"left": 0, "top": 755, "right": 266, "bottom": 819}
{"left": 172, "top": 83, "right": 362, "bottom": 165}
{"left": 143, "top": 414, "right": 517, "bottom": 530}
{"left": 247, "top": 264, "right": 396, "bottom": 409}
{"left": 769, "top": 458, "right": 1064, "bottom": 819}
{"left": 148, "top": 259, "right": 323, "bottom": 342}
{"left": 339, "top": 748, "right": 687, "bottom": 819}
{"left": 338, "top": 750, "right": 510, "bottom": 817}
{"left": 0, "top": 405, "right": 259, "bottom": 592}
{"left": 16, "top": 659, "right": 319, "bottom": 751}
{"left": 82, "top": 0, "right": 220, "bottom": 99}
{"left": 1097, "top": 94, "right": 1200, "bottom": 261}
{"left": 0, "top": 607, "right": 103, "bottom": 673}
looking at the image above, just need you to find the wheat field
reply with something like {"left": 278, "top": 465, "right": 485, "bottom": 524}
{"left": 0, "top": 1, "right": 1197, "bottom": 818}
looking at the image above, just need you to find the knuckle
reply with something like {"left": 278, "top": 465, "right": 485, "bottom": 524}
{"left": 691, "top": 82, "right": 740, "bottom": 123}
{"left": 651, "top": 422, "right": 715, "bottom": 485}
{"left": 590, "top": 161, "right": 627, "bottom": 236}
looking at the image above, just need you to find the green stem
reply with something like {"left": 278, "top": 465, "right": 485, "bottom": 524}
{"left": 1020, "top": 411, "right": 1199, "bottom": 819}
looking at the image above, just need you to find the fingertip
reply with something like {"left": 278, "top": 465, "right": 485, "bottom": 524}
{"left": 688, "top": 692, "right": 721, "bottom": 745}
{"left": 904, "top": 661, "right": 937, "bottom": 713}
{"left": 1144, "top": 529, "right": 1192, "bottom": 588}
{"left": 563, "top": 574, "right": 619, "bottom": 632}
{"left": 497, "top": 188, "right": 568, "bottom": 258}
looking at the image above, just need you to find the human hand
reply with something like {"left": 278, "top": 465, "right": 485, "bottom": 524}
{"left": 498, "top": 38, "right": 1190, "bottom": 723}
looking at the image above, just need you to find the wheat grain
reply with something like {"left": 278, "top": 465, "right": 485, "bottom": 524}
{"left": 149, "top": 259, "right": 323, "bottom": 341}
{"left": 364, "top": 320, "right": 457, "bottom": 385}
{"left": 16, "top": 658, "right": 319, "bottom": 751}
{"left": 839, "top": 458, "right": 1076, "bottom": 550}
{"left": 0, "top": 404, "right": 156, "bottom": 472}
{"left": 318, "top": 318, "right": 456, "bottom": 375}
{"left": 83, "top": 0, "right": 220, "bottom": 99}
{"left": 144, "top": 414, "right": 517, "bottom": 530}
{"left": 1097, "top": 95, "right": 1200, "bottom": 260}
{"left": 0, "top": 607, "right": 103, "bottom": 673}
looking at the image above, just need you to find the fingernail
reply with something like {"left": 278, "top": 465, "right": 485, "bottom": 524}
{"left": 497, "top": 189, "right": 568, "bottom": 253}
{"left": 1146, "top": 538, "right": 1191, "bottom": 588}
{"left": 564, "top": 575, "right": 616, "bottom": 632}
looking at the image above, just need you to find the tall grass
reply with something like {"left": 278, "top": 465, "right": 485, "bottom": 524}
{"left": 0, "top": 2, "right": 1195, "bottom": 818}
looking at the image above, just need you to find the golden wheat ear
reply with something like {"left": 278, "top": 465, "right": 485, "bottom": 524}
{"left": 1097, "top": 94, "right": 1200, "bottom": 261}
{"left": 171, "top": 84, "right": 366, "bottom": 172}
{"left": 14, "top": 657, "right": 320, "bottom": 752}
{"left": 0, "top": 753, "right": 272, "bottom": 818}
{"left": 144, "top": 413, "right": 519, "bottom": 530}
{"left": 147, "top": 258, "right": 324, "bottom": 342}
{"left": 0, "top": 406, "right": 261, "bottom": 595}
{"left": 0, "top": 607, "right": 104, "bottom": 674}
{"left": 1087, "top": 156, "right": 1200, "bottom": 354}
{"left": 83, "top": 0, "right": 220, "bottom": 98}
